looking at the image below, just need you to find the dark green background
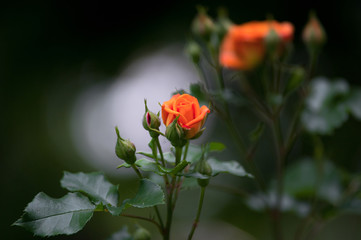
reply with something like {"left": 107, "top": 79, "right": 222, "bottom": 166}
{"left": 2, "top": 0, "right": 361, "bottom": 239}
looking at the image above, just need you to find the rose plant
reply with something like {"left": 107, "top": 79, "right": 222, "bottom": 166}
{"left": 185, "top": 6, "right": 361, "bottom": 240}
{"left": 13, "top": 5, "right": 361, "bottom": 240}
{"left": 13, "top": 93, "right": 251, "bottom": 239}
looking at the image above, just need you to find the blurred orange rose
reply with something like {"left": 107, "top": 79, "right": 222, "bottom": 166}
{"left": 219, "top": 20, "right": 294, "bottom": 70}
{"left": 162, "top": 94, "right": 210, "bottom": 139}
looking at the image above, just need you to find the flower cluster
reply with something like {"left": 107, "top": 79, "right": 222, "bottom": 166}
{"left": 219, "top": 20, "right": 294, "bottom": 70}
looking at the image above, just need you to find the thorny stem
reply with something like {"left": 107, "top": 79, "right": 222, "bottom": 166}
{"left": 172, "top": 141, "right": 190, "bottom": 210}
{"left": 188, "top": 186, "right": 206, "bottom": 240}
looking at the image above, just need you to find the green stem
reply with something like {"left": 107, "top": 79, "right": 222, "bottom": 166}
{"left": 172, "top": 176, "right": 183, "bottom": 210}
{"left": 155, "top": 137, "right": 167, "bottom": 167}
{"left": 183, "top": 141, "right": 190, "bottom": 162}
{"left": 131, "top": 164, "right": 143, "bottom": 179}
{"left": 154, "top": 137, "right": 170, "bottom": 187}
{"left": 175, "top": 147, "right": 182, "bottom": 165}
{"left": 188, "top": 186, "right": 206, "bottom": 240}
{"left": 164, "top": 146, "right": 183, "bottom": 240}
{"left": 270, "top": 115, "right": 285, "bottom": 240}
{"left": 171, "top": 142, "right": 189, "bottom": 210}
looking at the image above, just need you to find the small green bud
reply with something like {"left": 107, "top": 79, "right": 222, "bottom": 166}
{"left": 265, "top": 28, "right": 281, "bottom": 59}
{"left": 142, "top": 99, "right": 161, "bottom": 138}
{"left": 185, "top": 41, "right": 201, "bottom": 65}
{"left": 133, "top": 227, "right": 151, "bottom": 240}
{"left": 165, "top": 118, "right": 187, "bottom": 148}
{"left": 191, "top": 6, "right": 215, "bottom": 42}
{"left": 215, "top": 7, "right": 233, "bottom": 39}
{"left": 115, "top": 127, "right": 136, "bottom": 164}
{"left": 195, "top": 159, "right": 212, "bottom": 187}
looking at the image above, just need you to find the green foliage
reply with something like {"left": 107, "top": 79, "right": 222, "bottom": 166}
{"left": 347, "top": 89, "right": 361, "bottom": 120}
{"left": 208, "top": 142, "right": 226, "bottom": 152}
{"left": 302, "top": 77, "right": 361, "bottom": 134}
{"left": 246, "top": 191, "right": 311, "bottom": 217}
{"left": 108, "top": 179, "right": 165, "bottom": 216}
{"left": 284, "top": 158, "right": 343, "bottom": 205}
{"left": 60, "top": 171, "right": 119, "bottom": 206}
{"left": 208, "top": 158, "right": 252, "bottom": 177}
{"left": 118, "top": 159, "right": 165, "bottom": 175}
{"left": 190, "top": 83, "right": 206, "bottom": 104}
{"left": 283, "top": 66, "right": 305, "bottom": 97}
{"left": 13, "top": 192, "right": 95, "bottom": 237}
{"left": 107, "top": 226, "right": 134, "bottom": 240}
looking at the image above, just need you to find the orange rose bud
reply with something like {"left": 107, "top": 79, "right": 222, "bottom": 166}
{"left": 162, "top": 94, "right": 210, "bottom": 140}
{"left": 142, "top": 99, "right": 161, "bottom": 138}
{"left": 219, "top": 20, "right": 294, "bottom": 70}
{"left": 302, "top": 12, "right": 326, "bottom": 49}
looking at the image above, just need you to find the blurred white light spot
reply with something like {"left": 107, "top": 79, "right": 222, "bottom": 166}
{"left": 71, "top": 45, "right": 200, "bottom": 177}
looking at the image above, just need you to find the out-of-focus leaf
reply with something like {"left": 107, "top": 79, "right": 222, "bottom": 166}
{"left": 249, "top": 122, "right": 265, "bottom": 142}
{"left": 208, "top": 158, "right": 252, "bottom": 177}
{"left": 284, "top": 158, "right": 342, "bottom": 205}
{"left": 190, "top": 83, "right": 206, "bottom": 104}
{"left": 302, "top": 77, "right": 350, "bottom": 134}
{"left": 60, "top": 172, "right": 119, "bottom": 206}
{"left": 107, "top": 226, "right": 134, "bottom": 240}
{"left": 13, "top": 192, "right": 95, "bottom": 236}
{"left": 284, "top": 159, "right": 317, "bottom": 197}
{"left": 181, "top": 177, "right": 199, "bottom": 190}
{"left": 268, "top": 93, "right": 283, "bottom": 107}
{"left": 209, "top": 88, "right": 246, "bottom": 107}
{"left": 208, "top": 142, "right": 226, "bottom": 152}
{"left": 347, "top": 89, "right": 361, "bottom": 120}
{"left": 162, "top": 152, "right": 176, "bottom": 164}
{"left": 284, "top": 66, "right": 305, "bottom": 96}
{"left": 184, "top": 145, "right": 203, "bottom": 164}
{"left": 108, "top": 179, "right": 165, "bottom": 216}
{"left": 245, "top": 191, "right": 311, "bottom": 217}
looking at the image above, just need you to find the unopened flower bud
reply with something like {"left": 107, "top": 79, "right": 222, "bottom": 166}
{"left": 142, "top": 100, "right": 161, "bottom": 138}
{"left": 302, "top": 12, "right": 326, "bottom": 52}
{"left": 195, "top": 159, "right": 212, "bottom": 187}
{"left": 185, "top": 41, "right": 201, "bottom": 65}
{"left": 165, "top": 117, "right": 187, "bottom": 148}
{"left": 215, "top": 7, "right": 233, "bottom": 39}
{"left": 133, "top": 227, "right": 151, "bottom": 240}
{"left": 265, "top": 28, "right": 281, "bottom": 59}
{"left": 191, "top": 6, "right": 215, "bottom": 42}
{"left": 115, "top": 126, "right": 136, "bottom": 164}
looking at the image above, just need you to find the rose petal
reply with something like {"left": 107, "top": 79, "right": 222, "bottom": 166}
{"left": 185, "top": 105, "right": 210, "bottom": 128}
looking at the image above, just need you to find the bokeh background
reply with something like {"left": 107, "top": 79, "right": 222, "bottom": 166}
{"left": 2, "top": 0, "right": 361, "bottom": 239}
